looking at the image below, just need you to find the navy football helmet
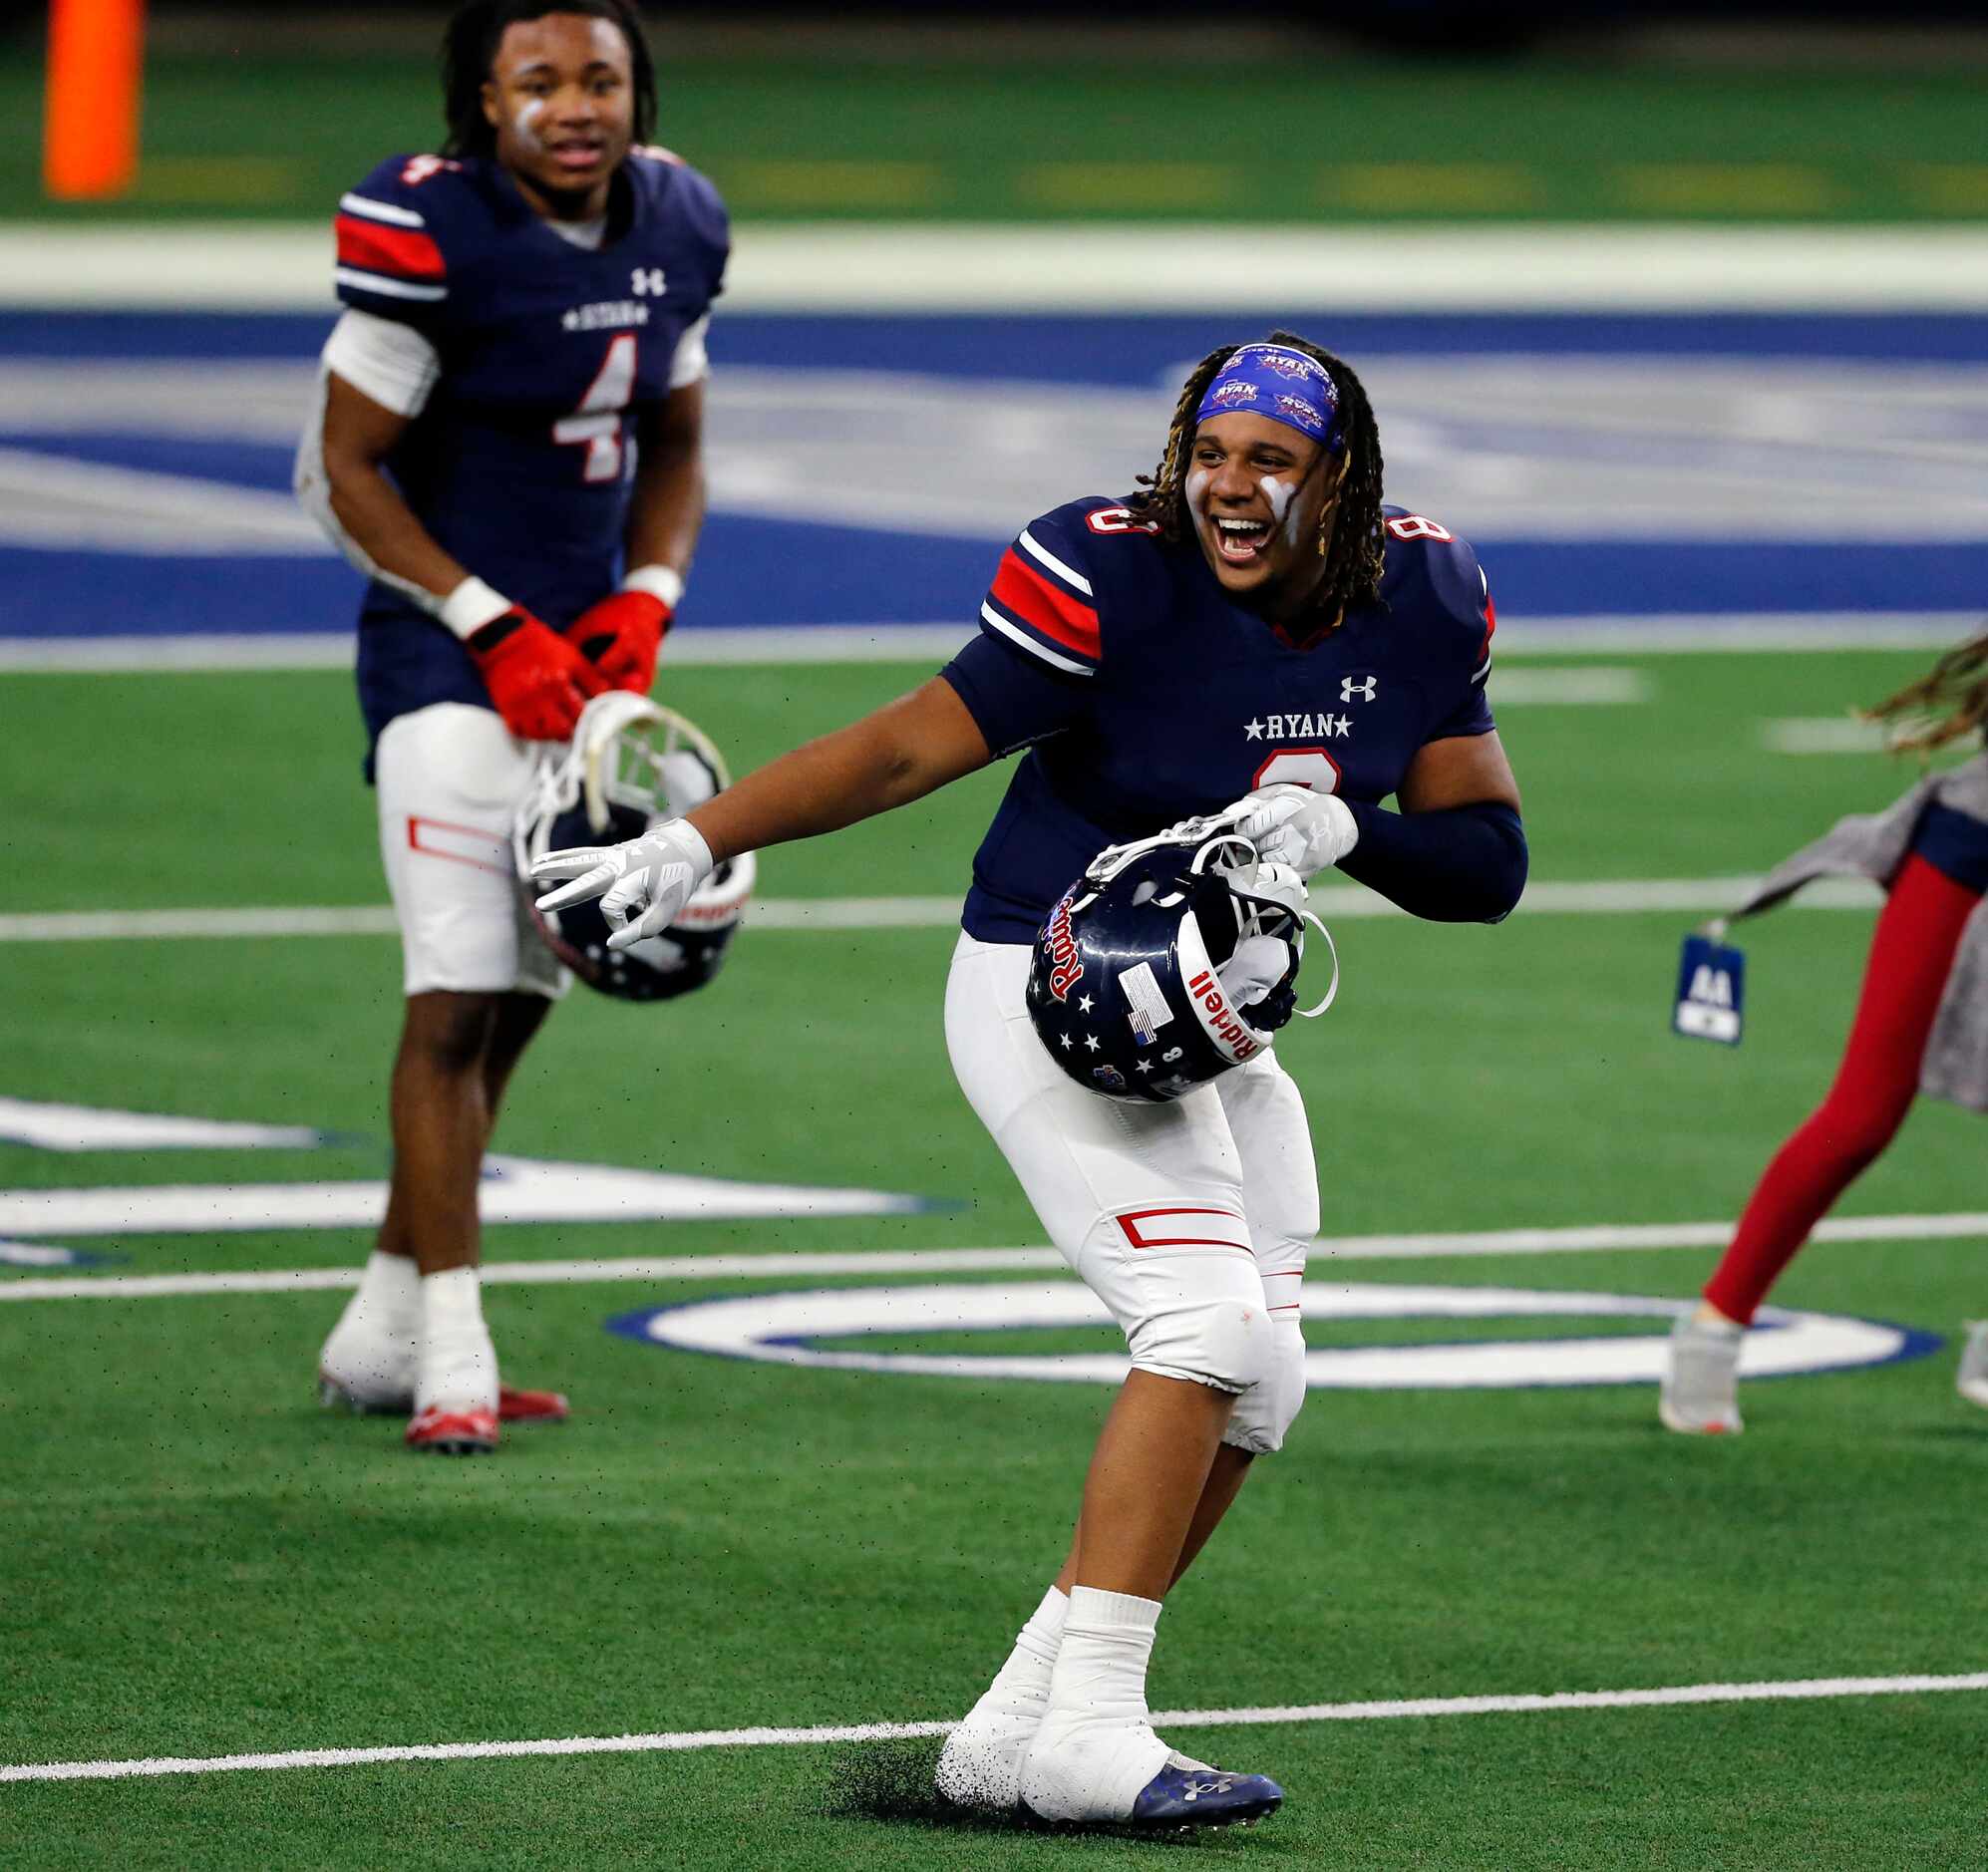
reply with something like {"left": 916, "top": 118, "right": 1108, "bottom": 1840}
{"left": 1026, "top": 813, "right": 1337, "bottom": 1103}
{"left": 512, "top": 693, "right": 754, "bottom": 1001}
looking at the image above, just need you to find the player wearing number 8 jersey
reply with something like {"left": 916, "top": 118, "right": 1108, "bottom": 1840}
{"left": 525, "top": 333, "right": 1527, "bottom": 1826}
{"left": 955, "top": 468, "right": 1509, "bottom": 944}
{"left": 293, "top": 0, "right": 726, "bottom": 1454}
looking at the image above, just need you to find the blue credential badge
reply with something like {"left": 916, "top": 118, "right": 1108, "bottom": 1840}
{"left": 1674, "top": 931, "right": 1746, "bottom": 1045}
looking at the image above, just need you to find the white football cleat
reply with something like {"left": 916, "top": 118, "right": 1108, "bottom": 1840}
{"left": 1022, "top": 1726, "right": 1281, "bottom": 1830}
{"left": 936, "top": 1684, "right": 1049, "bottom": 1812}
{"left": 1660, "top": 1311, "right": 1744, "bottom": 1434}
{"left": 318, "top": 1370, "right": 413, "bottom": 1416}
{"left": 1957, "top": 1322, "right": 1988, "bottom": 1409}
{"left": 1017, "top": 1716, "right": 1170, "bottom": 1822}
{"left": 316, "top": 1338, "right": 416, "bottom": 1416}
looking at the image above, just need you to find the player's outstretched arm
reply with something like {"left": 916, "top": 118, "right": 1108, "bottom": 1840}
{"left": 703, "top": 677, "right": 992, "bottom": 858}
{"left": 532, "top": 677, "right": 992, "bottom": 945}
{"left": 1337, "top": 730, "right": 1527, "bottom": 923}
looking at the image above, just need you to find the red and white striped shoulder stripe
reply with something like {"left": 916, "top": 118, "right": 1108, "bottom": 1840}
{"left": 335, "top": 191, "right": 447, "bottom": 304}
{"left": 979, "top": 526, "right": 1102, "bottom": 675}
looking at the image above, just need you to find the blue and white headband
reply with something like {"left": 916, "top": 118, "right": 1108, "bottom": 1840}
{"left": 1193, "top": 343, "right": 1345, "bottom": 455}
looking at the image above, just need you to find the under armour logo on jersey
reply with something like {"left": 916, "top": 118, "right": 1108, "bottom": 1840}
{"left": 1341, "top": 676, "right": 1378, "bottom": 703}
{"left": 630, "top": 267, "right": 668, "bottom": 296}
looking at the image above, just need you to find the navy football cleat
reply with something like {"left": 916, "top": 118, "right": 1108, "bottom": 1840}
{"left": 1128, "top": 1760, "right": 1284, "bottom": 1830}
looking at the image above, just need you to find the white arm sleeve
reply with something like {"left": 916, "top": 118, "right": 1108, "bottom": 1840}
{"left": 320, "top": 309, "right": 441, "bottom": 418}
{"left": 668, "top": 313, "right": 710, "bottom": 390}
{"left": 292, "top": 312, "right": 449, "bottom": 617}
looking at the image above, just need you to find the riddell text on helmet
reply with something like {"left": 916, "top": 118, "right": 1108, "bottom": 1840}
{"left": 1184, "top": 970, "right": 1261, "bottom": 1062}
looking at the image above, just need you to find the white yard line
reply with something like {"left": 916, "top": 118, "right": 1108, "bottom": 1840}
{"left": 1477, "top": 667, "right": 1651, "bottom": 705}
{"left": 1762, "top": 716, "right": 1893, "bottom": 755}
{"left": 0, "top": 614, "right": 1974, "bottom": 674}
{"left": 6, "top": 223, "right": 1988, "bottom": 312}
{"left": 0, "top": 876, "right": 1883, "bottom": 946}
{"left": 5, "top": 1670, "right": 1983, "bottom": 1784}
{"left": 4, "top": 1213, "right": 1982, "bottom": 1303}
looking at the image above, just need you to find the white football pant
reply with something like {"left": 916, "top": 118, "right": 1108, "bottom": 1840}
{"left": 945, "top": 934, "right": 1316, "bottom": 1452}
{"left": 374, "top": 702, "right": 567, "bottom": 1000}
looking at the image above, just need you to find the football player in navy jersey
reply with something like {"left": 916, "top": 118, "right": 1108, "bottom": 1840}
{"left": 294, "top": 0, "right": 728, "bottom": 1455}
{"left": 530, "top": 335, "right": 1527, "bottom": 1826}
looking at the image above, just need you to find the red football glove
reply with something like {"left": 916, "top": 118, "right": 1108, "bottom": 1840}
{"left": 564, "top": 590, "right": 671, "bottom": 694}
{"left": 467, "top": 609, "right": 607, "bottom": 742}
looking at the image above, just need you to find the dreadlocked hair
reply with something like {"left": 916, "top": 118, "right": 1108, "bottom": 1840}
{"left": 441, "top": 0, "right": 657, "bottom": 159}
{"left": 1862, "top": 624, "right": 1988, "bottom": 756}
{"left": 1131, "top": 330, "right": 1387, "bottom": 631}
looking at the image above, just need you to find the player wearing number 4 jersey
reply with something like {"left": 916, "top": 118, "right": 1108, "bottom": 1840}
{"left": 293, "top": 0, "right": 726, "bottom": 1454}
{"left": 527, "top": 334, "right": 1526, "bottom": 1828}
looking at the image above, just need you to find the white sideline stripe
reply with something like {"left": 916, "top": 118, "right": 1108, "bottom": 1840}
{"left": 5, "top": 1672, "right": 1984, "bottom": 1783}
{"left": 1310, "top": 1211, "right": 1988, "bottom": 1259}
{"left": 1490, "top": 667, "right": 1650, "bottom": 705}
{"left": 1763, "top": 716, "right": 1894, "bottom": 755}
{"left": 0, "top": 1249, "right": 1066, "bottom": 1303}
{"left": 5, "top": 1214, "right": 1983, "bottom": 1303}
{"left": 0, "top": 614, "right": 1973, "bottom": 675}
{"left": 6, "top": 223, "right": 1988, "bottom": 311}
{"left": 0, "top": 627, "right": 968, "bottom": 673}
{"left": 0, "top": 906, "right": 403, "bottom": 941}
{"left": 0, "top": 876, "right": 1881, "bottom": 945}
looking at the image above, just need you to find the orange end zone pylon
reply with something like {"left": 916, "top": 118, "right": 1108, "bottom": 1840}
{"left": 44, "top": 0, "right": 148, "bottom": 201}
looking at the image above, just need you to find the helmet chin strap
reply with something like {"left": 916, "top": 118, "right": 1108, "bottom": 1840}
{"left": 1292, "top": 909, "right": 1339, "bottom": 1019}
{"left": 1084, "top": 806, "right": 1256, "bottom": 885}
{"left": 1088, "top": 812, "right": 1342, "bottom": 1021}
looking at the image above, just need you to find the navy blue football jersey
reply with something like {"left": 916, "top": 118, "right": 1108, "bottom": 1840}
{"left": 940, "top": 498, "right": 1498, "bottom": 942}
{"left": 331, "top": 147, "right": 728, "bottom": 749}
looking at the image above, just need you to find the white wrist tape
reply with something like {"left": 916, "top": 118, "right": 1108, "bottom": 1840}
{"left": 439, "top": 575, "right": 513, "bottom": 640}
{"left": 622, "top": 563, "right": 685, "bottom": 610}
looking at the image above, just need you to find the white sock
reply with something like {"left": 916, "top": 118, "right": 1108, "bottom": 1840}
{"left": 1020, "top": 1587, "right": 1170, "bottom": 1821}
{"left": 415, "top": 1266, "right": 497, "bottom": 1414}
{"left": 319, "top": 1251, "right": 420, "bottom": 1400}
{"left": 1010, "top": 1584, "right": 1069, "bottom": 1672}
{"left": 970, "top": 1583, "right": 1069, "bottom": 1714}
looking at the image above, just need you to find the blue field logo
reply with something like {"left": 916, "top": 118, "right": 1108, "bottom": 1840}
{"left": 608, "top": 1281, "right": 1941, "bottom": 1392}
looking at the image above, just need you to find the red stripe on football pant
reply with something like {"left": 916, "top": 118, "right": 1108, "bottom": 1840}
{"left": 407, "top": 815, "right": 507, "bottom": 875}
{"left": 336, "top": 215, "right": 446, "bottom": 280}
{"left": 990, "top": 551, "right": 1101, "bottom": 662}
{"left": 1117, "top": 1206, "right": 1250, "bottom": 1252}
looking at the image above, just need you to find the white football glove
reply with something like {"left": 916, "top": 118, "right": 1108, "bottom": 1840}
{"left": 1226, "top": 784, "right": 1359, "bottom": 879}
{"left": 1217, "top": 933, "right": 1295, "bottom": 1011}
{"left": 530, "top": 816, "right": 715, "bottom": 951}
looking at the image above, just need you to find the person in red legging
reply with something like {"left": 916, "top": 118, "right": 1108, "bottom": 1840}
{"left": 1662, "top": 629, "right": 1988, "bottom": 1434}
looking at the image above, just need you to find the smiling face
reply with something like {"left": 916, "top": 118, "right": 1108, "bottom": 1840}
{"left": 482, "top": 12, "right": 636, "bottom": 221}
{"left": 1186, "top": 412, "right": 1345, "bottom": 615}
